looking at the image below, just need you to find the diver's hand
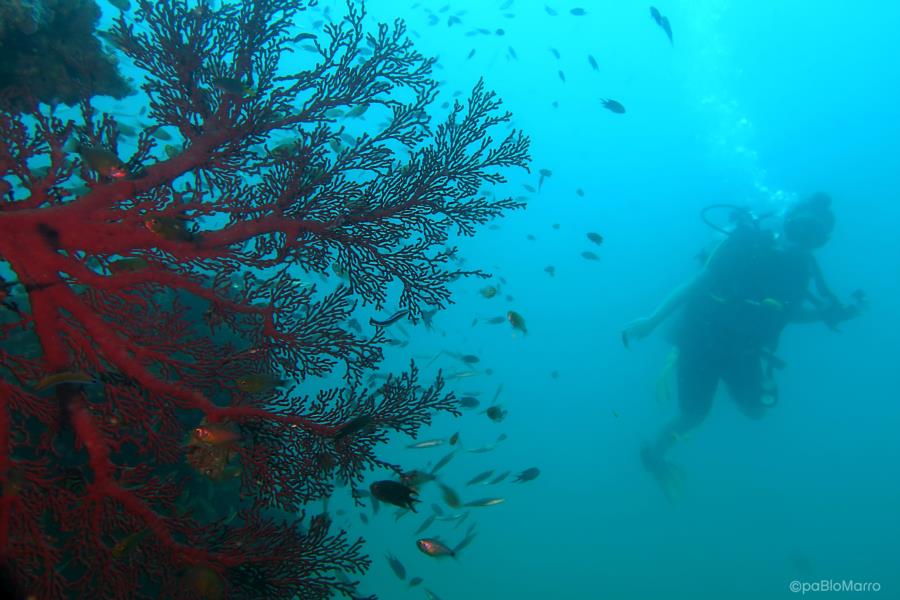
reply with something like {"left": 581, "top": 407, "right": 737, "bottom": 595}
{"left": 622, "top": 316, "right": 657, "bottom": 347}
{"left": 820, "top": 302, "right": 862, "bottom": 330}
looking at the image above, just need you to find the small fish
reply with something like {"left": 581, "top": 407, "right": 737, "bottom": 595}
{"left": 438, "top": 482, "right": 461, "bottom": 508}
{"left": 429, "top": 450, "right": 456, "bottom": 475}
{"left": 333, "top": 415, "right": 373, "bottom": 441}
{"left": 479, "top": 285, "right": 498, "bottom": 299}
{"left": 601, "top": 98, "right": 626, "bottom": 114}
{"left": 650, "top": 6, "right": 674, "bottom": 44}
{"left": 484, "top": 405, "right": 507, "bottom": 423}
{"left": 360, "top": 513, "right": 369, "bottom": 524}
{"left": 550, "top": 47, "right": 561, "bottom": 59}
{"left": 108, "top": 0, "right": 131, "bottom": 10}
{"left": 507, "top": 310, "right": 527, "bottom": 334}
{"left": 370, "top": 310, "right": 408, "bottom": 328}
{"left": 370, "top": 480, "right": 419, "bottom": 511}
{"left": 621, "top": 330, "right": 630, "bottom": 349}
{"left": 570, "top": 7, "right": 587, "bottom": 16}
{"left": 581, "top": 251, "right": 599, "bottom": 261}
{"left": 409, "top": 577, "right": 424, "bottom": 587}
{"left": 345, "top": 104, "right": 369, "bottom": 118}
{"left": 416, "top": 538, "right": 456, "bottom": 558}
{"left": 464, "top": 497, "right": 505, "bottom": 507}
{"left": 191, "top": 423, "right": 241, "bottom": 446}
{"left": 144, "top": 216, "right": 196, "bottom": 242}
{"left": 235, "top": 373, "right": 286, "bottom": 394}
{"left": 544, "top": 265, "right": 556, "bottom": 277}
{"left": 151, "top": 128, "right": 173, "bottom": 141}
{"left": 77, "top": 145, "right": 128, "bottom": 179}
{"left": 544, "top": 5, "right": 558, "bottom": 16}
{"left": 467, "top": 48, "right": 476, "bottom": 59}
{"left": 538, "top": 168, "right": 552, "bottom": 190}
{"left": 34, "top": 371, "right": 95, "bottom": 391}
{"left": 558, "top": 70, "right": 566, "bottom": 83}
{"left": 466, "top": 470, "right": 495, "bottom": 486}
{"left": 415, "top": 514, "right": 436, "bottom": 535}
{"left": 459, "top": 354, "right": 480, "bottom": 364}
{"left": 514, "top": 467, "right": 541, "bottom": 483}
{"left": 488, "top": 471, "right": 510, "bottom": 485}
{"left": 407, "top": 439, "right": 444, "bottom": 449}
{"left": 484, "top": 316, "right": 506, "bottom": 325}
{"left": 523, "top": 184, "right": 537, "bottom": 193}
{"left": 212, "top": 76, "right": 255, "bottom": 97}
{"left": 587, "top": 232, "right": 604, "bottom": 245}
{"left": 108, "top": 257, "right": 149, "bottom": 273}
{"left": 588, "top": 54, "right": 599, "bottom": 70}
{"left": 386, "top": 553, "right": 406, "bottom": 580}
{"left": 425, "top": 589, "right": 444, "bottom": 600}
{"left": 111, "top": 529, "right": 149, "bottom": 558}
{"left": 401, "top": 470, "right": 436, "bottom": 489}
{"left": 449, "top": 432, "right": 460, "bottom": 445}
{"left": 576, "top": 188, "right": 585, "bottom": 197}
{"left": 459, "top": 396, "right": 480, "bottom": 409}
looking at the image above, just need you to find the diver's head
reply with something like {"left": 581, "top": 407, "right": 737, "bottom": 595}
{"left": 783, "top": 192, "right": 834, "bottom": 249}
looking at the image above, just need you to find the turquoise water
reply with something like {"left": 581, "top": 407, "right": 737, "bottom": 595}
{"left": 83, "top": 1, "right": 898, "bottom": 598}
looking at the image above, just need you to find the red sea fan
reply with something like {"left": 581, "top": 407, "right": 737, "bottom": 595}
{"left": 0, "top": 0, "right": 529, "bottom": 598}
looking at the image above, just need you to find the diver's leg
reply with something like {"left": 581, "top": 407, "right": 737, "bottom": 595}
{"left": 640, "top": 347, "right": 717, "bottom": 501}
{"left": 722, "top": 351, "right": 768, "bottom": 420}
{"left": 649, "top": 347, "right": 718, "bottom": 459}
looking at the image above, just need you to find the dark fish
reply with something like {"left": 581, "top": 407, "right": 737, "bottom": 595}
{"left": 466, "top": 470, "right": 495, "bottom": 486}
{"left": 488, "top": 471, "right": 511, "bottom": 485}
{"left": 549, "top": 47, "right": 560, "bottom": 59}
{"left": 360, "top": 513, "right": 369, "bottom": 524}
{"left": 386, "top": 553, "right": 406, "bottom": 580}
{"left": 538, "top": 168, "right": 552, "bottom": 190}
{"left": 523, "top": 183, "right": 537, "bottom": 193}
{"left": 570, "top": 8, "right": 586, "bottom": 16}
{"left": 545, "top": 5, "right": 558, "bottom": 16}
{"left": 415, "top": 514, "right": 436, "bottom": 535}
{"left": 429, "top": 450, "right": 456, "bottom": 475}
{"left": 370, "top": 310, "right": 408, "bottom": 327}
{"left": 581, "top": 251, "right": 599, "bottom": 261}
{"left": 467, "top": 48, "right": 476, "bottom": 59}
{"left": 449, "top": 431, "right": 460, "bottom": 445}
{"left": 431, "top": 503, "right": 445, "bottom": 516}
{"left": 588, "top": 54, "right": 599, "bottom": 70}
{"left": 650, "top": 7, "right": 674, "bottom": 44}
{"left": 576, "top": 188, "right": 585, "bottom": 197}
{"left": 333, "top": 415, "right": 373, "bottom": 441}
{"left": 401, "top": 470, "right": 436, "bottom": 488}
{"left": 508, "top": 46, "right": 518, "bottom": 60}
{"left": 586, "top": 232, "right": 604, "bottom": 245}
{"left": 544, "top": 265, "right": 556, "bottom": 277}
{"left": 438, "top": 482, "right": 461, "bottom": 508}
{"left": 459, "top": 396, "right": 480, "bottom": 409}
{"left": 495, "top": 28, "right": 505, "bottom": 35}
{"left": 601, "top": 98, "right": 626, "bottom": 113}
{"left": 507, "top": 311, "right": 527, "bottom": 334}
{"left": 558, "top": 70, "right": 566, "bottom": 83}
{"left": 484, "top": 405, "right": 507, "bottom": 423}
{"left": 484, "top": 316, "right": 506, "bottom": 325}
{"left": 409, "top": 577, "right": 424, "bottom": 587}
{"left": 514, "top": 467, "right": 540, "bottom": 482}
{"left": 370, "top": 481, "right": 419, "bottom": 511}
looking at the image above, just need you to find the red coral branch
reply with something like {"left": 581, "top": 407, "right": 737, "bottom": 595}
{"left": 0, "top": 0, "right": 530, "bottom": 597}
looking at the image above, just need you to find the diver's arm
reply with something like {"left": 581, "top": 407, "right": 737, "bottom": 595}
{"left": 623, "top": 269, "right": 710, "bottom": 340}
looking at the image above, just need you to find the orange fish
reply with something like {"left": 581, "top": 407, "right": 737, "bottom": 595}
{"left": 416, "top": 538, "right": 456, "bottom": 558}
{"left": 191, "top": 423, "right": 241, "bottom": 446}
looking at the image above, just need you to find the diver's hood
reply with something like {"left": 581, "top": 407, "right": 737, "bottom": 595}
{"left": 783, "top": 193, "right": 834, "bottom": 249}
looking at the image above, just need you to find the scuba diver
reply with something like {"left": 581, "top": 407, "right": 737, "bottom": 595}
{"left": 623, "top": 193, "right": 865, "bottom": 501}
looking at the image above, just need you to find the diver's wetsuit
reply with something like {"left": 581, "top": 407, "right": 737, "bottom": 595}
{"left": 660, "top": 226, "right": 814, "bottom": 446}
